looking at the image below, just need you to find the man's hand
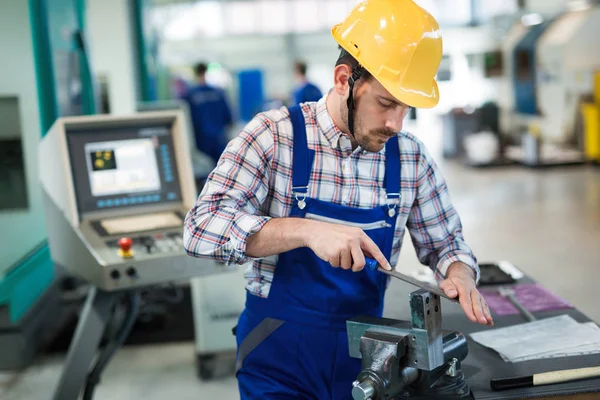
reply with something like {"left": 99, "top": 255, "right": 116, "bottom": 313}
{"left": 439, "top": 263, "right": 494, "bottom": 326}
{"left": 303, "top": 221, "right": 392, "bottom": 272}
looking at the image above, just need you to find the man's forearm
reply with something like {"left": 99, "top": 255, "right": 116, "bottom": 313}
{"left": 246, "top": 217, "right": 315, "bottom": 258}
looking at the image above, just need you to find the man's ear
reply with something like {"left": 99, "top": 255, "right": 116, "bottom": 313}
{"left": 333, "top": 64, "right": 352, "bottom": 95}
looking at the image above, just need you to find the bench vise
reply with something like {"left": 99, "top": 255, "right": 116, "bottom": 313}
{"left": 347, "top": 289, "right": 471, "bottom": 400}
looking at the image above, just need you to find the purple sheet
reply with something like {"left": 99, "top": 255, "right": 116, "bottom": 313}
{"left": 480, "top": 283, "right": 573, "bottom": 317}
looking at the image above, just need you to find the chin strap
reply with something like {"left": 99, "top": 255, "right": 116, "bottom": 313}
{"left": 346, "top": 67, "right": 363, "bottom": 137}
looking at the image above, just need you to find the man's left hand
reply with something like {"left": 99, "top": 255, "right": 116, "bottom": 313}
{"left": 439, "top": 263, "right": 494, "bottom": 326}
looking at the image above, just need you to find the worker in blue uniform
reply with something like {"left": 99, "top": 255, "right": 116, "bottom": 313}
{"left": 184, "top": 1, "right": 494, "bottom": 399}
{"left": 181, "top": 62, "right": 233, "bottom": 164}
{"left": 292, "top": 61, "right": 323, "bottom": 105}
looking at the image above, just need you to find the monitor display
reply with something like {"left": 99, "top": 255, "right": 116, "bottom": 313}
{"left": 67, "top": 122, "right": 183, "bottom": 215}
{"left": 85, "top": 138, "right": 161, "bottom": 197}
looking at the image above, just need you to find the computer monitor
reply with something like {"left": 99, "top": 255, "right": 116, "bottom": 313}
{"left": 66, "top": 122, "right": 183, "bottom": 216}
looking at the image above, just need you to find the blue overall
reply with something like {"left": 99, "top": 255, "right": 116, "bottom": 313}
{"left": 235, "top": 106, "right": 400, "bottom": 399}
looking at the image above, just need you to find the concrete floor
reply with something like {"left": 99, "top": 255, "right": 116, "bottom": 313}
{"left": 2, "top": 124, "right": 600, "bottom": 399}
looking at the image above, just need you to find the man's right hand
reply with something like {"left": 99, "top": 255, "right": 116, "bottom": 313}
{"left": 302, "top": 220, "right": 392, "bottom": 272}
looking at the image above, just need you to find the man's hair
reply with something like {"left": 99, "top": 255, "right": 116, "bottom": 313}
{"left": 335, "top": 47, "right": 372, "bottom": 81}
{"left": 294, "top": 61, "right": 307, "bottom": 76}
{"left": 194, "top": 62, "right": 208, "bottom": 76}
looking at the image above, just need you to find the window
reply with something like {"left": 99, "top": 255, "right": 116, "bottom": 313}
{"left": 226, "top": 2, "right": 257, "bottom": 35}
{"left": 258, "top": 0, "right": 288, "bottom": 35}
{"left": 195, "top": 2, "right": 224, "bottom": 38}
{"left": 292, "top": 0, "right": 322, "bottom": 33}
{"left": 325, "top": 0, "right": 350, "bottom": 28}
{"left": 162, "top": 4, "right": 198, "bottom": 41}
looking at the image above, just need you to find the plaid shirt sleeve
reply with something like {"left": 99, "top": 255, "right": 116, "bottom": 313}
{"left": 183, "top": 114, "right": 274, "bottom": 265}
{"left": 406, "top": 142, "right": 480, "bottom": 283}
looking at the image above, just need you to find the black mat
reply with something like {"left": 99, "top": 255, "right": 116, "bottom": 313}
{"left": 438, "top": 281, "right": 600, "bottom": 399}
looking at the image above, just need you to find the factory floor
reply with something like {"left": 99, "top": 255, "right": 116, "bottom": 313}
{"left": 2, "top": 117, "right": 600, "bottom": 400}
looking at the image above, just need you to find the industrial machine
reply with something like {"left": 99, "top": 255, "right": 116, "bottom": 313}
{"left": 498, "top": 20, "right": 528, "bottom": 140}
{"left": 500, "top": 18, "right": 562, "bottom": 166}
{"left": 39, "top": 110, "right": 230, "bottom": 400}
{"left": 347, "top": 289, "right": 470, "bottom": 400}
{"left": 501, "top": 4, "right": 600, "bottom": 166}
{"left": 536, "top": 6, "right": 600, "bottom": 144}
{"left": 535, "top": 5, "right": 600, "bottom": 167}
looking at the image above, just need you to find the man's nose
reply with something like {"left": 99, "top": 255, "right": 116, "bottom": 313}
{"left": 385, "top": 110, "right": 405, "bottom": 133}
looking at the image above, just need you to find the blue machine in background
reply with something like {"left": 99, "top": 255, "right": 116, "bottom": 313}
{"left": 237, "top": 69, "right": 264, "bottom": 122}
{"left": 512, "top": 21, "right": 554, "bottom": 115}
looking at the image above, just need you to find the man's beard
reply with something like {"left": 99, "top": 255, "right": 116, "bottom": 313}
{"left": 357, "top": 126, "right": 397, "bottom": 152}
{"left": 341, "top": 105, "right": 396, "bottom": 152}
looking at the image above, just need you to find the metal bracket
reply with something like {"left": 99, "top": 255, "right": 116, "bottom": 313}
{"left": 407, "top": 289, "right": 444, "bottom": 371}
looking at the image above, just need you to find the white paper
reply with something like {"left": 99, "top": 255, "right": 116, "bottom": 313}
{"left": 497, "top": 260, "right": 524, "bottom": 280}
{"left": 470, "top": 315, "right": 600, "bottom": 362}
{"left": 508, "top": 322, "right": 600, "bottom": 362}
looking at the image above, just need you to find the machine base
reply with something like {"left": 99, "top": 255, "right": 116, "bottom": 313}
{"left": 397, "top": 370, "right": 472, "bottom": 400}
{"left": 0, "top": 282, "right": 62, "bottom": 370}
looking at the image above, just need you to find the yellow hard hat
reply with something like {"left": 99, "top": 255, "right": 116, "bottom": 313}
{"left": 332, "top": 0, "right": 443, "bottom": 109}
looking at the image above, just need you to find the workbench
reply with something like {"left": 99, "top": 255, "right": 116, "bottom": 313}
{"left": 383, "top": 276, "right": 600, "bottom": 399}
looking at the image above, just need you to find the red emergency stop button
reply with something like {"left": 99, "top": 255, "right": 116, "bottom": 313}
{"left": 118, "top": 237, "right": 134, "bottom": 258}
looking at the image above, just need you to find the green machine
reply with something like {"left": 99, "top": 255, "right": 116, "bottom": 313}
{"left": 0, "top": 0, "right": 96, "bottom": 369}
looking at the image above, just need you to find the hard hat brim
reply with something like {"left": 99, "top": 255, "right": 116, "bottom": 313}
{"left": 378, "top": 76, "right": 440, "bottom": 109}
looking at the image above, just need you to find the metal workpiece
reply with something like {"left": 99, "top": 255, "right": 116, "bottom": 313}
{"left": 408, "top": 290, "right": 444, "bottom": 371}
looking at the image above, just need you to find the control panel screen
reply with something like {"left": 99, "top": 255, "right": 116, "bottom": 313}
{"left": 67, "top": 122, "right": 183, "bottom": 215}
{"left": 85, "top": 139, "right": 161, "bottom": 197}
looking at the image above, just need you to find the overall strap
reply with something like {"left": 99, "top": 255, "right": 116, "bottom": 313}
{"left": 383, "top": 135, "right": 401, "bottom": 203}
{"left": 288, "top": 105, "right": 315, "bottom": 195}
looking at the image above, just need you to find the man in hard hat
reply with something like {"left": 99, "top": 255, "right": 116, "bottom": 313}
{"left": 184, "top": 1, "right": 493, "bottom": 398}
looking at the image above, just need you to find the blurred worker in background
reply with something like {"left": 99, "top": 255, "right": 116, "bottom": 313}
{"left": 181, "top": 62, "right": 233, "bottom": 164}
{"left": 292, "top": 60, "right": 323, "bottom": 105}
{"left": 184, "top": 0, "right": 493, "bottom": 398}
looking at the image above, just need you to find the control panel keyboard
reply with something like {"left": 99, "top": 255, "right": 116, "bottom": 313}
{"left": 106, "top": 232, "right": 183, "bottom": 255}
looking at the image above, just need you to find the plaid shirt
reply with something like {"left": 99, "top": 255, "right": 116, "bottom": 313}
{"left": 184, "top": 96, "right": 479, "bottom": 298}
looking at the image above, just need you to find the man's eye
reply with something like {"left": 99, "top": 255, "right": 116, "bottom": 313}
{"left": 379, "top": 101, "right": 393, "bottom": 108}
